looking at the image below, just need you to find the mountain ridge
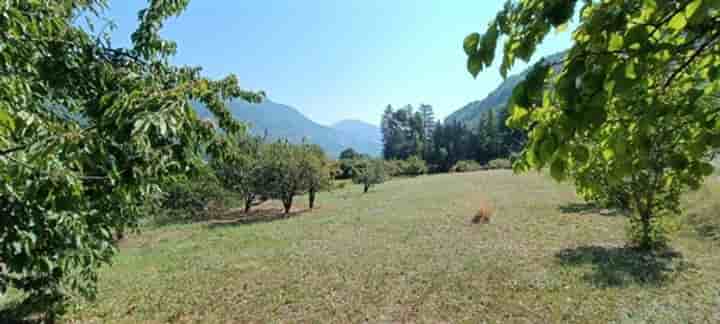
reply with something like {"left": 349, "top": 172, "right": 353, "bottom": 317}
{"left": 331, "top": 119, "right": 381, "bottom": 147}
{"left": 194, "top": 99, "right": 381, "bottom": 158}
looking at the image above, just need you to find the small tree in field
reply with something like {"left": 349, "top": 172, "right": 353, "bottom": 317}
{"left": 208, "top": 135, "right": 264, "bottom": 213}
{"left": 463, "top": 0, "right": 720, "bottom": 250}
{"left": 260, "top": 140, "right": 308, "bottom": 214}
{"left": 353, "top": 159, "right": 387, "bottom": 193}
{"left": 299, "top": 144, "right": 334, "bottom": 209}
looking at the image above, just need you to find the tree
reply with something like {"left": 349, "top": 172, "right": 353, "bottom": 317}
{"left": 381, "top": 105, "right": 397, "bottom": 159}
{"left": 419, "top": 104, "right": 436, "bottom": 159}
{"left": 299, "top": 144, "right": 333, "bottom": 209}
{"left": 418, "top": 104, "right": 436, "bottom": 142}
{"left": 352, "top": 159, "right": 387, "bottom": 193}
{"left": 463, "top": 0, "right": 720, "bottom": 249}
{"left": 0, "top": 1, "right": 263, "bottom": 316}
{"left": 208, "top": 135, "right": 264, "bottom": 213}
{"left": 260, "top": 140, "right": 308, "bottom": 214}
{"left": 339, "top": 148, "right": 360, "bottom": 160}
{"left": 381, "top": 104, "right": 428, "bottom": 160}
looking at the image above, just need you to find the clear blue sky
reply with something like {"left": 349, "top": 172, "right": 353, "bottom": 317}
{"left": 104, "top": 0, "right": 573, "bottom": 126}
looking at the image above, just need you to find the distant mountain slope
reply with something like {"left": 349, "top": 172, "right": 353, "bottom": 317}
{"left": 446, "top": 52, "right": 566, "bottom": 126}
{"left": 332, "top": 119, "right": 381, "bottom": 147}
{"left": 194, "top": 100, "right": 380, "bottom": 158}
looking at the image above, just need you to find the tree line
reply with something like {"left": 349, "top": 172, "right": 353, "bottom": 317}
{"left": 380, "top": 104, "right": 524, "bottom": 172}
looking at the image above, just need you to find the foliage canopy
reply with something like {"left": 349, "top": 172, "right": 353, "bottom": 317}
{"left": 0, "top": 0, "right": 262, "bottom": 314}
{"left": 464, "top": 0, "right": 720, "bottom": 248}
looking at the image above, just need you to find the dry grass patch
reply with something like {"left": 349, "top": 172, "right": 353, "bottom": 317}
{"left": 471, "top": 200, "right": 494, "bottom": 224}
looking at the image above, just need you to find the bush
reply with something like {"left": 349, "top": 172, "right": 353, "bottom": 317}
{"left": 336, "top": 158, "right": 358, "bottom": 179}
{"left": 450, "top": 160, "right": 484, "bottom": 173}
{"left": 400, "top": 155, "right": 428, "bottom": 176}
{"left": 156, "top": 175, "right": 231, "bottom": 225}
{"left": 383, "top": 160, "right": 404, "bottom": 177}
{"left": 486, "top": 158, "right": 512, "bottom": 170}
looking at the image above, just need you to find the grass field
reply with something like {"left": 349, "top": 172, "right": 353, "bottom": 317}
{"left": 4, "top": 171, "right": 720, "bottom": 323}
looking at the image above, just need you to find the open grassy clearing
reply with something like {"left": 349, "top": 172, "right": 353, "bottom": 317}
{"left": 4, "top": 171, "right": 720, "bottom": 323}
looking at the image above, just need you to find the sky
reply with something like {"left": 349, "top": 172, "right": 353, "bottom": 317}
{"left": 104, "top": 0, "right": 573, "bottom": 126}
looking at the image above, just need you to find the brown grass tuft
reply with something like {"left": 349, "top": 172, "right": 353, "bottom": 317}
{"left": 471, "top": 201, "right": 494, "bottom": 224}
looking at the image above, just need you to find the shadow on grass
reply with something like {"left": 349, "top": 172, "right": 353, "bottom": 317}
{"left": 693, "top": 223, "right": 720, "bottom": 240}
{"left": 206, "top": 208, "right": 309, "bottom": 229}
{"left": 148, "top": 199, "right": 273, "bottom": 228}
{"left": 555, "top": 245, "right": 692, "bottom": 287}
{"left": 0, "top": 298, "right": 46, "bottom": 324}
{"left": 557, "top": 203, "right": 623, "bottom": 217}
{"left": 685, "top": 205, "right": 720, "bottom": 241}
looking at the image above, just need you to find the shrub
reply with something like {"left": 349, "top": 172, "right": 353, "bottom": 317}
{"left": 383, "top": 160, "right": 403, "bottom": 177}
{"left": 400, "top": 155, "right": 428, "bottom": 176}
{"left": 157, "top": 175, "right": 230, "bottom": 224}
{"left": 486, "top": 158, "right": 512, "bottom": 170}
{"left": 336, "top": 158, "right": 358, "bottom": 179}
{"left": 451, "top": 160, "right": 484, "bottom": 173}
{"left": 471, "top": 201, "right": 494, "bottom": 224}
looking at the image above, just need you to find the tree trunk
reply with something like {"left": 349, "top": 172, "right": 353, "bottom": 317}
{"left": 244, "top": 198, "right": 252, "bottom": 213}
{"left": 283, "top": 195, "right": 293, "bottom": 215}
{"left": 363, "top": 183, "right": 370, "bottom": 193}
{"left": 640, "top": 210, "right": 653, "bottom": 250}
{"left": 309, "top": 189, "right": 316, "bottom": 209}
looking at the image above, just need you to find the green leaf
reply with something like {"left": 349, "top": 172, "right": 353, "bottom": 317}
{"left": 467, "top": 53, "right": 483, "bottom": 78}
{"left": 608, "top": 33, "right": 624, "bottom": 51}
{"left": 508, "top": 105, "right": 529, "bottom": 127}
{"left": 668, "top": 12, "right": 687, "bottom": 31}
{"left": 550, "top": 158, "right": 567, "bottom": 181}
{"left": 625, "top": 61, "right": 637, "bottom": 79}
{"left": 463, "top": 33, "right": 480, "bottom": 56}
{"left": 0, "top": 109, "right": 14, "bottom": 133}
{"left": 602, "top": 148, "right": 615, "bottom": 161}
{"left": 640, "top": 0, "right": 658, "bottom": 21}
{"left": 685, "top": 0, "right": 703, "bottom": 20}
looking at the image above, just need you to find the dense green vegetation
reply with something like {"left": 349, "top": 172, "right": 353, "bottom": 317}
{"left": 380, "top": 104, "right": 521, "bottom": 173}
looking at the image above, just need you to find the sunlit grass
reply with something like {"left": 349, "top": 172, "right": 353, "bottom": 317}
{"left": 4, "top": 171, "right": 720, "bottom": 323}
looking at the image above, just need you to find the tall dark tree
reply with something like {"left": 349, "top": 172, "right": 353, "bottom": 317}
{"left": 418, "top": 104, "right": 435, "bottom": 159}
{"left": 381, "top": 105, "right": 397, "bottom": 159}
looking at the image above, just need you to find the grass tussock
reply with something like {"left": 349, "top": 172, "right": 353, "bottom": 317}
{"left": 471, "top": 200, "right": 494, "bottom": 224}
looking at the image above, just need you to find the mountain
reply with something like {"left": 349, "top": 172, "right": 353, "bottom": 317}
{"left": 332, "top": 120, "right": 382, "bottom": 147}
{"left": 446, "top": 51, "right": 566, "bottom": 126}
{"left": 194, "top": 100, "right": 381, "bottom": 158}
